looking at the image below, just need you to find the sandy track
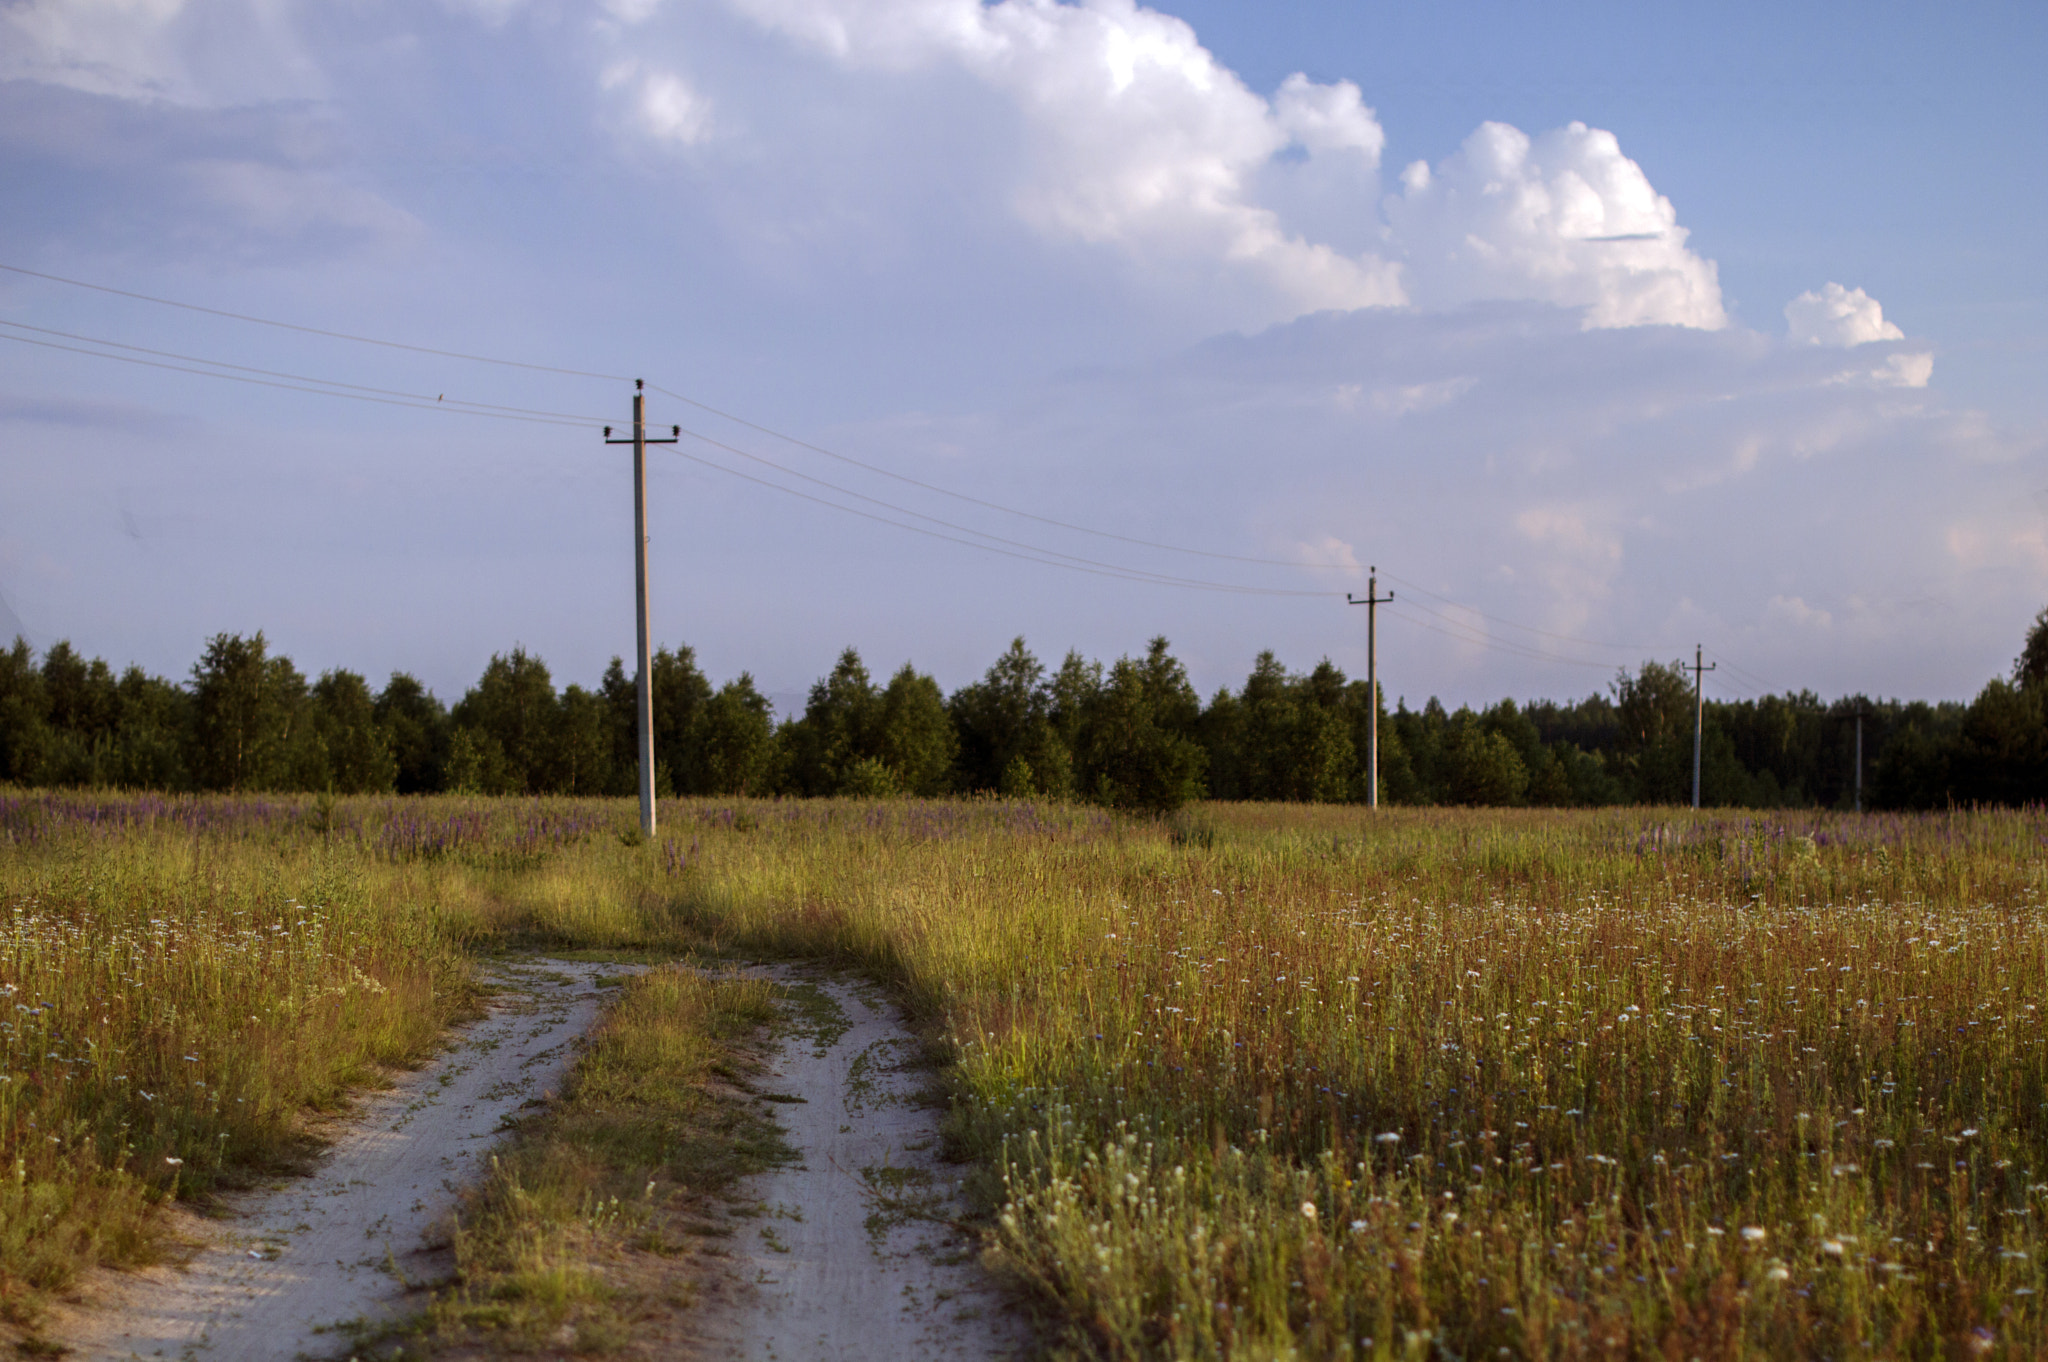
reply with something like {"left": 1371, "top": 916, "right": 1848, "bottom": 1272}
{"left": 700, "top": 976, "right": 1031, "bottom": 1362}
{"left": 56, "top": 959, "right": 621, "bottom": 1362}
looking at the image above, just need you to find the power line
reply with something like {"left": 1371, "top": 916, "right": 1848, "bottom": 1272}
{"left": 1388, "top": 591, "right": 1651, "bottom": 667}
{"left": 0, "top": 331, "right": 592, "bottom": 427}
{"left": 1384, "top": 601, "right": 1623, "bottom": 671}
{"left": 0, "top": 261, "right": 627, "bottom": 382}
{"left": 1378, "top": 569, "right": 1679, "bottom": 657}
{"left": 645, "top": 381, "right": 1369, "bottom": 572}
{"left": 665, "top": 446, "right": 1335, "bottom": 596}
{"left": 673, "top": 423, "right": 1340, "bottom": 598}
{"left": 1704, "top": 647, "right": 1782, "bottom": 696}
{"left": 0, "top": 261, "right": 1828, "bottom": 672}
{"left": 0, "top": 318, "right": 606, "bottom": 423}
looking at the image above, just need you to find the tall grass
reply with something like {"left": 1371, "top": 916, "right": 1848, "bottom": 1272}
{"left": 676, "top": 802, "right": 2048, "bottom": 1357}
{"left": 5, "top": 790, "right": 2046, "bottom": 1357}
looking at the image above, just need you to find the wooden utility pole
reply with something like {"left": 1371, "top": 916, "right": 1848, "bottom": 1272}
{"left": 1346, "top": 568, "right": 1394, "bottom": 808}
{"left": 604, "top": 380, "right": 679, "bottom": 840}
{"left": 1687, "top": 644, "right": 1717, "bottom": 810}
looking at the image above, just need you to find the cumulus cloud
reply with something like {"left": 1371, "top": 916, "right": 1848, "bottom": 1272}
{"left": 1786, "top": 282, "right": 1903, "bottom": 346}
{"left": 705, "top": 0, "right": 1734, "bottom": 333}
{"left": 718, "top": 0, "right": 1404, "bottom": 318}
{"left": 1383, "top": 121, "right": 1725, "bottom": 329}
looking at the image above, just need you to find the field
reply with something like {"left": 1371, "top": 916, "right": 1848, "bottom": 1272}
{"left": 2, "top": 790, "right": 2045, "bottom": 1358}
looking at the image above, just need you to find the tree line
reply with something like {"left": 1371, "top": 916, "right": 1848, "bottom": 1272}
{"left": 2, "top": 614, "right": 2043, "bottom": 811}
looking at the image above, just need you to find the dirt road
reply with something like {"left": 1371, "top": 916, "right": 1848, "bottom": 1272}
{"left": 57, "top": 960, "right": 617, "bottom": 1362}
{"left": 700, "top": 974, "right": 1031, "bottom": 1362}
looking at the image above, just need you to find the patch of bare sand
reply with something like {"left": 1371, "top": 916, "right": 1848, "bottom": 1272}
{"left": 54, "top": 959, "right": 625, "bottom": 1362}
{"left": 698, "top": 975, "right": 1032, "bottom": 1362}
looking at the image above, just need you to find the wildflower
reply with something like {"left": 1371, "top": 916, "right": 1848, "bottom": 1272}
{"left": 1375, "top": 1132, "right": 1400, "bottom": 1144}
{"left": 1765, "top": 1264, "right": 1790, "bottom": 1282}
{"left": 1740, "top": 1226, "right": 1767, "bottom": 1242}
{"left": 164, "top": 1156, "right": 182, "bottom": 1166}
{"left": 1301, "top": 1201, "right": 1318, "bottom": 1221}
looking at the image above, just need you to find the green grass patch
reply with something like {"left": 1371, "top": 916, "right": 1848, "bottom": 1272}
{"left": 407, "top": 963, "right": 788, "bottom": 1354}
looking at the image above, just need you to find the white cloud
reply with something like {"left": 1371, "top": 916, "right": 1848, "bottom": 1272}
{"left": 1383, "top": 121, "right": 1726, "bottom": 329}
{"left": 713, "top": 3, "right": 1732, "bottom": 331}
{"left": 1786, "top": 282, "right": 1903, "bottom": 346}
{"left": 180, "top": 159, "right": 423, "bottom": 253}
{"left": 1271, "top": 72, "right": 1383, "bottom": 160}
{"left": 719, "top": 0, "right": 1404, "bottom": 320}
{"left": 639, "top": 71, "right": 715, "bottom": 144}
{"left": 601, "top": 58, "right": 715, "bottom": 145}
{"left": 970, "top": 301, "right": 2043, "bottom": 698}
{"left": 0, "top": 0, "right": 323, "bottom": 106}
{"left": 1764, "top": 595, "right": 1834, "bottom": 630}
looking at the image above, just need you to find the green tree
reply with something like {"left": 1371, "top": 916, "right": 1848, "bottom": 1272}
{"left": 783, "top": 649, "right": 883, "bottom": 797}
{"left": 110, "top": 665, "right": 189, "bottom": 789}
{"left": 1613, "top": 660, "right": 1696, "bottom": 803}
{"left": 697, "top": 675, "right": 776, "bottom": 795}
{"left": 453, "top": 647, "right": 559, "bottom": 793}
{"left": 949, "top": 638, "right": 1068, "bottom": 795}
{"left": 1949, "top": 679, "right": 2048, "bottom": 806}
{"left": 0, "top": 637, "right": 52, "bottom": 783}
{"left": 375, "top": 674, "right": 449, "bottom": 794}
{"left": 1444, "top": 721, "right": 1529, "bottom": 806}
{"left": 650, "top": 646, "right": 713, "bottom": 795}
{"left": 188, "top": 632, "right": 311, "bottom": 791}
{"left": 40, "top": 641, "right": 121, "bottom": 784}
{"left": 554, "top": 684, "right": 613, "bottom": 795}
{"left": 877, "top": 663, "right": 955, "bottom": 796}
{"left": 1075, "top": 637, "right": 1207, "bottom": 812}
{"left": 311, "top": 669, "right": 396, "bottom": 794}
{"left": 2015, "top": 607, "right": 2048, "bottom": 692}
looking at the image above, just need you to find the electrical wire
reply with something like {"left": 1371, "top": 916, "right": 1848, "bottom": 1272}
{"left": 0, "top": 260, "right": 1819, "bottom": 680}
{"left": 673, "top": 423, "right": 1340, "bottom": 598}
{"left": 1704, "top": 648, "right": 1783, "bottom": 697}
{"left": 0, "top": 318, "right": 607, "bottom": 424}
{"left": 0, "top": 331, "right": 592, "bottom": 427}
{"left": 645, "top": 381, "right": 1374, "bottom": 572}
{"left": 666, "top": 446, "right": 1336, "bottom": 596}
{"left": 1378, "top": 570, "right": 1683, "bottom": 657}
{"left": 1385, "top": 591, "right": 1650, "bottom": 668}
{"left": 0, "top": 262, "right": 628, "bottom": 382}
{"left": 1383, "top": 601, "right": 1623, "bottom": 671}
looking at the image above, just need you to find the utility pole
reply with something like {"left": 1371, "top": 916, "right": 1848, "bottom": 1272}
{"left": 1687, "top": 644, "right": 1716, "bottom": 810}
{"left": 604, "top": 380, "right": 680, "bottom": 840}
{"left": 1346, "top": 568, "right": 1394, "bottom": 808}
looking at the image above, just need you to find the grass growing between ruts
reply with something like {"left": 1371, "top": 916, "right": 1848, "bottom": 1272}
{"left": 6, "top": 790, "right": 2048, "bottom": 1358}
{"left": 412, "top": 963, "right": 787, "bottom": 1356}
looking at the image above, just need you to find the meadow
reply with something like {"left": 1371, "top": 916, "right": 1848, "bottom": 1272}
{"left": 2, "top": 788, "right": 2044, "bottom": 1358}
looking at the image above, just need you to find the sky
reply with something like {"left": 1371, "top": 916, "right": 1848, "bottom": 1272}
{"left": 2, "top": 0, "right": 2045, "bottom": 715}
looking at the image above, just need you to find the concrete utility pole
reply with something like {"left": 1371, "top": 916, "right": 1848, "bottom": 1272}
{"left": 1346, "top": 568, "right": 1394, "bottom": 808}
{"left": 1687, "top": 644, "right": 1717, "bottom": 810}
{"left": 604, "top": 380, "right": 680, "bottom": 840}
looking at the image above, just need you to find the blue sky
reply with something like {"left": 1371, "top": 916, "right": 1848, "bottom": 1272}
{"left": 2, "top": 0, "right": 2043, "bottom": 713}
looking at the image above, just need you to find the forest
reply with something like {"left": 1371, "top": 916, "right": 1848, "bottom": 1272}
{"left": 0, "top": 614, "right": 2043, "bottom": 810}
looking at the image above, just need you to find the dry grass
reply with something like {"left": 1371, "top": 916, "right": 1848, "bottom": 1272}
{"left": 5, "top": 790, "right": 2046, "bottom": 1358}
{"left": 413, "top": 964, "right": 786, "bottom": 1357}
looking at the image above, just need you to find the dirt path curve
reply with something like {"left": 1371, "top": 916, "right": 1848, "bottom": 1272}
{"left": 57, "top": 959, "right": 621, "bottom": 1362}
{"left": 699, "top": 974, "right": 1032, "bottom": 1362}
